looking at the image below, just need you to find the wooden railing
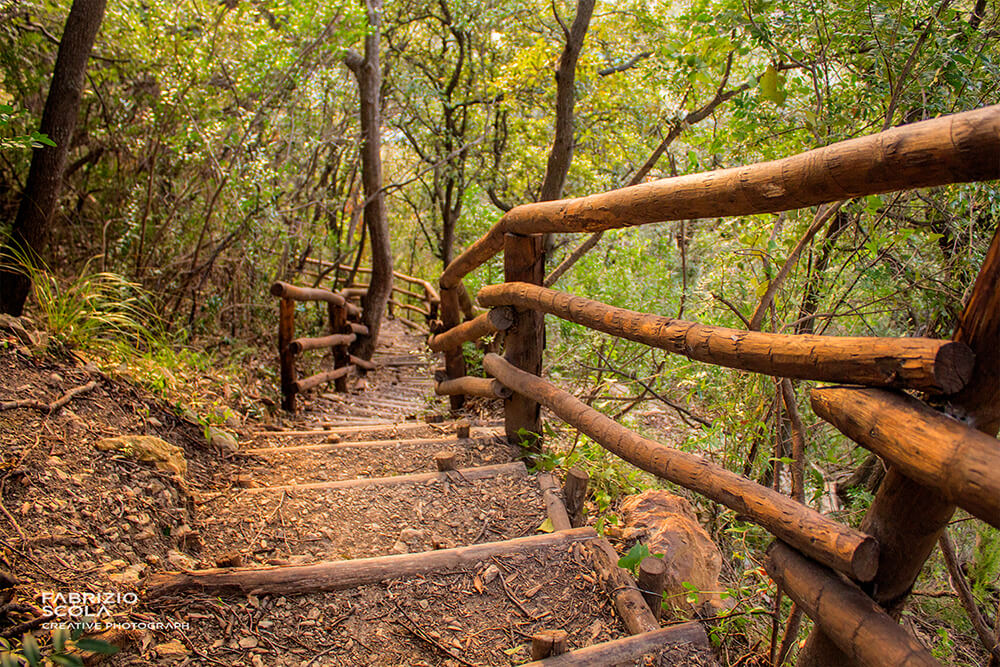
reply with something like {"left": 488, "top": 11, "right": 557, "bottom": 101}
{"left": 432, "top": 105, "right": 1000, "bottom": 665}
{"left": 272, "top": 262, "right": 441, "bottom": 412}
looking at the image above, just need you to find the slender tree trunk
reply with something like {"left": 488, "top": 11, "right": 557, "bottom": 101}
{"left": 538, "top": 0, "right": 595, "bottom": 202}
{"left": 345, "top": 0, "right": 392, "bottom": 361}
{"left": 0, "top": 0, "right": 107, "bottom": 315}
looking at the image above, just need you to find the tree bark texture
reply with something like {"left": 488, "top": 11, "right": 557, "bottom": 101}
{"left": 502, "top": 235, "right": 545, "bottom": 448}
{"left": 146, "top": 527, "right": 598, "bottom": 598}
{"left": 345, "top": 0, "right": 392, "bottom": 361}
{"left": 519, "top": 624, "right": 709, "bottom": 666}
{"left": 482, "top": 353, "right": 878, "bottom": 581}
{"left": 434, "top": 376, "right": 511, "bottom": 399}
{"left": 538, "top": 0, "right": 595, "bottom": 202}
{"left": 799, "top": 207, "right": 1000, "bottom": 666}
{"left": 765, "top": 541, "right": 942, "bottom": 667}
{"left": 478, "top": 282, "right": 973, "bottom": 394}
{"left": 439, "top": 106, "right": 1000, "bottom": 290}
{"left": 811, "top": 386, "right": 1000, "bottom": 527}
{"left": 0, "top": 0, "right": 108, "bottom": 315}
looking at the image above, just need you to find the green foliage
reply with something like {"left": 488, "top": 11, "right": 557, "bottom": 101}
{"left": 0, "top": 626, "right": 117, "bottom": 667}
{"left": 0, "top": 103, "right": 54, "bottom": 151}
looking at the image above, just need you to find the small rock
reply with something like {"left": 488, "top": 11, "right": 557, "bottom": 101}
{"left": 391, "top": 540, "right": 409, "bottom": 554}
{"left": 325, "top": 434, "right": 342, "bottom": 444}
{"left": 234, "top": 474, "right": 258, "bottom": 489}
{"left": 481, "top": 563, "right": 500, "bottom": 584}
{"left": 154, "top": 640, "right": 188, "bottom": 658}
{"left": 207, "top": 427, "right": 239, "bottom": 453}
{"left": 238, "top": 637, "right": 258, "bottom": 649}
{"left": 94, "top": 435, "right": 187, "bottom": 477}
{"left": 166, "top": 550, "right": 196, "bottom": 570}
{"left": 215, "top": 552, "right": 243, "bottom": 568}
{"left": 48, "top": 372, "right": 64, "bottom": 384}
{"left": 399, "top": 527, "right": 424, "bottom": 544}
{"left": 147, "top": 416, "right": 163, "bottom": 428}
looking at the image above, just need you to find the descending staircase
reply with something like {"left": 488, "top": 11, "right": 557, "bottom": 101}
{"left": 130, "top": 320, "right": 713, "bottom": 666}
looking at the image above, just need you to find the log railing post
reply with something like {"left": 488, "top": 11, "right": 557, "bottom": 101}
{"left": 330, "top": 302, "right": 351, "bottom": 392}
{"left": 799, "top": 223, "right": 1000, "bottom": 666}
{"left": 279, "top": 297, "right": 297, "bottom": 412}
{"left": 502, "top": 232, "right": 545, "bottom": 450}
{"left": 439, "top": 285, "right": 466, "bottom": 410}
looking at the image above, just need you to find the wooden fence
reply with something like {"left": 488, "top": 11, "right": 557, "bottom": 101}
{"left": 431, "top": 105, "right": 1000, "bottom": 665}
{"left": 272, "top": 264, "right": 440, "bottom": 412}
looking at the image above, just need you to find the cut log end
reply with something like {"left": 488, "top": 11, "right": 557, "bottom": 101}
{"left": 851, "top": 536, "right": 880, "bottom": 582}
{"left": 531, "top": 629, "right": 569, "bottom": 660}
{"left": 936, "top": 341, "right": 976, "bottom": 395}
{"left": 434, "top": 451, "right": 457, "bottom": 471}
{"left": 269, "top": 281, "right": 285, "bottom": 297}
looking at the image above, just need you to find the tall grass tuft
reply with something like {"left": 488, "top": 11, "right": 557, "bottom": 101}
{"left": 2, "top": 247, "right": 157, "bottom": 352}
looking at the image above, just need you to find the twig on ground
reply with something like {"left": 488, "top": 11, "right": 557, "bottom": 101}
{"left": 0, "top": 380, "right": 98, "bottom": 414}
{"left": 393, "top": 601, "right": 476, "bottom": 667}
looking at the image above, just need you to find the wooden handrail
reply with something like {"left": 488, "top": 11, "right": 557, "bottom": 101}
{"left": 288, "top": 333, "right": 356, "bottom": 355}
{"left": 427, "top": 311, "right": 505, "bottom": 352}
{"left": 293, "top": 365, "right": 353, "bottom": 393}
{"left": 441, "top": 105, "right": 1000, "bottom": 289}
{"left": 482, "top": 353, "right": 878, "bottom": 581}
{"left": 270, "top": 281, "right": 362, "bottom": 317}
{"left": 765, "top": 542, "right": 941, "bottom": 667}
{"left": 811, "top": 386, "right": 1000, "bottom": 528}
{"left": 479, "top": 282, "right": 974, "bottom": 394}
{"left": 435, "top": 376, "right": 512, "bottom": 399}
{"left": 304, "top": 259, "right": 441, "bottom": 304}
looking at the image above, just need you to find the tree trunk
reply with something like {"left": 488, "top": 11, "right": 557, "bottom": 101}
{"left": 345, "top": 0, "right": 392, "bottom": 361}
{"left": 0, "top": 0, "right": 107, "bottom": 315}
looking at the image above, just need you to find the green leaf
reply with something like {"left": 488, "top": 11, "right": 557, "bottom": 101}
{"left": 1, "top": 652, "right": 18, "bottom": 667}
{"left": 22, "top": 634, "right": 41, "bottom": 667}
{"left": 759, "top": 65, "right": 787, "bottom": 106}
{"left": 53, "top": 626, "right": 69, "bottom": 652}
{"left": 617, "top": 542, "right": 650, "bottom": 573}
{"left": 51, "top": 655, "right": 85, "bottom": 667}
{"left": 74, "top": 638, "right": 120, "bottom": 655}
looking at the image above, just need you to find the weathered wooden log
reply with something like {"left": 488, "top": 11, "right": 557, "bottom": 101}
{"left": 435, "top": 377, "right": 512, "bottom": 399}
{"left": 812, "top": 386, "right": 1000, "bottom": 528}
{"left": 292, "top": 365, "right": 352, "bottom": 394}
{"left": 395, "top": 316, "right": 429, "bottom": 334}
{"left": 483, "top": 353, "right": 878, "bottom": 581}
{"left": 306, "top": 260, "right": 441, "bottom": 304}
{"left": 427, "top": 311, "right": 500, "bottom": 352}
{"left": 244, "top": 461, "right": 524, "bottom": 493}
{"left": 531, "top": 630, "right": 569, "bottom": 660}
{"left": 504, "top": 106, "right": 1000, "bottom": 236}
{"left": 278, "top": 297, "right": 296, "bottom": 412}
{"left": 766, "top": 541, "right": 941, "bottom": 667}
{"left": 145, "top": 527, "right": 598, "bottom": 598}
{"left": 388, "top": 299, "right": 430, "bottom": 317}
{"left": 269, "top": 281, "right": 363, "bottom": 320}
{"left": 455, "top": 420, "right": 471, "bottom": 439}
{"left": 433, "top": 451, "right": 457, "bottom": 471}
{"left": 503, "top": 235, "right": 546, "bottom": 448}
{"left": 563, "top": 468, "right": 588, "bottom": 528}
{"left": 440, "top": 286, "right": 466, "bottom": 410}
{"left": 801, "top": 225, "right": 1000, "bottom": 667}
{"left": 479, "top": 282, "right": 973, "bottom": 394}
{"left": 349, "top": 354, "right": 377, "bottom": 372}
{"left": 638, "top": 556, "right": 667, "bottom": 621}
{"left": 441, "top": 107, "right": 1000, "bottom": 289}
{"left": 538, "top": 473, "right": 573, "bottom": 531}
{"left": 245, "top": 435, "right": 499, "bottom": 455}
{"left": 341, "top": 286, "right": 368, "bottom": 300}
{"left": 329, "top": 303, "right": 351, "bottom": 392}
{"left": 519, "top": 623, "right": 709, "bottom": 666}
{"left": 287, "top": 333, "right": 356, "bottom": 355}
{"left": 586, "top": 538, "right": 661, "bottom": 634}
{"left": 350, "top": 322, "right": 370, "bottom": 336}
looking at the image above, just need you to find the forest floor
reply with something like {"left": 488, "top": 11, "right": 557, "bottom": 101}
{"left": 0, "top": 319, "right": 718, "bottom": 666}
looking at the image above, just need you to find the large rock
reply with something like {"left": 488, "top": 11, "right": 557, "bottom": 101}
{"left": 95, "top": 435, "right": 187, "bottom": 477}
{"left": 620, "top": 490, "right": 724, "bottom": 618}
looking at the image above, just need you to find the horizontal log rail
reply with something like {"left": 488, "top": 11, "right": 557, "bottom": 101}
{"left": 288, "top": 333, "right": 356, "bottom": 355}
{"left": 293, "top": 365, "right": 352, "bottom": 394}
{"left": 482, "top": 353, "right": 878, "bottom": 581}
{"left": 435, "top": 376, "right": 512, "bottom": 399}
{"left": 341, "top": 287, "right": 368, "bottom": 299}
{"left": 811, "top": 386, "right": 1000, "bottom": 528}
{"left": 350, "top": 322, "right": 369, "bottom": 336}
{"left": 388, "top": 299, "right": 430, "bottom": 317}
{"left": 765, "top": 541, "right": 941, "bottom": 667}
{"left": 350, "top": 354, "right": 377, "bottom": 372}
{"left": 441, "top": 106, "right": 1000, "bottom": 288}
{"left": 428, "top": 311, "right": 505, "bottom": 352}
{"left": 270, "top": 281, "right": 362, "bottom": 317}
{"left": 303, "top": 259, "right": 441, "bottom": 305}
{"left": 478, "top": 282, "right": 974, "bottom": 394}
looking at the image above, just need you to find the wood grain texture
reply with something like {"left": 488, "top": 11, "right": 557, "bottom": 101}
{"left": 502, "top": 106, "right": 1000, "bottom": 236}
{"left": 483, "top": 353, "right": 878, "bottom": 581}
{"left": 439, "top": 285, "right": 466, "bottom": 409}
{"left": 145, "top": 527, "right": 598, "bottom": 598}
{"left": 434, "top": 376, "right": 512, "bottom": 399}
{"left": 502, "top": 236, "right": 545, "bottom": 448}
{"left": 427, "top": 311, "right": 498, "bottom": 351}
{"left": 479, "top": 282, "right": 973, "bottom": 393}
{"left": 766, "top": 541, "right": 942, "bottom": 667}
{"left": 812, "top": 386, "right": 1000, "bottom": 528}
{"left": 270, "top": 281, "right": 361, "bottom": 316}
{"left": 287, "top": 332, "right": 356, "bottom": 355}
{"left": 519, "top": 623, "right": 708, "bottom": 666}
{"left": 278, "top": 297, "right": 296, "bottom": 412}
{"left": 292, "top": 365, "right": 351, "bottom": 394}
